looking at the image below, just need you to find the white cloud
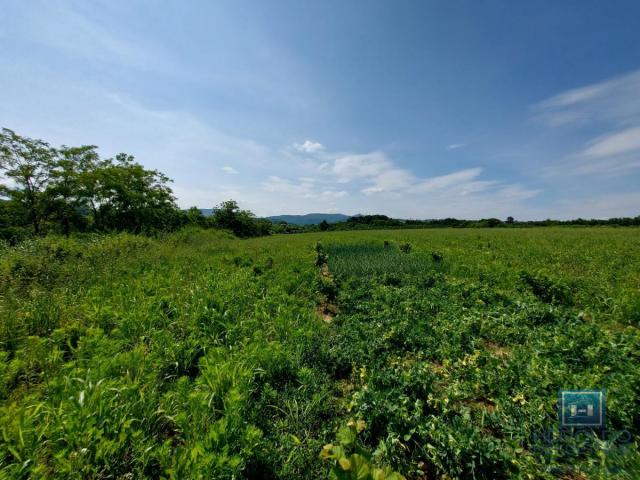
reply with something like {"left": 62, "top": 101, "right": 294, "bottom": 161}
{"left": 294, "top": 139, "right": 324, "bottom": 153}
{"left": 535, "top": 69, "right": 640, "bottom": 177}
{"left": 581, "top": 126, "right": 640, "bottom": 158}
{"left": 498, "top": 185, "right": 542, "bottom": 200}
{"left": 262, "top": 175, "right": 312, "bottom": 195}
{"left": 270, "top": 145, "right": 543, "bottom": 214}
{"left": 258, "top": 175, "right": 348, "bottom": 217}
{"left": 533, "top": 69, "right": 640, "bottom": 127}
{"left": 331, "top": 152, "right": 390, "bottom": 182}
{"left": 446, "top": 143, "right": 465, "bottom": 150}
{"left": 221, "top": 166, "right": 239, "bottom": 174}
{"left": 409, "top": 168, "right": 482, "bottom": 193}
{"left": 361, "top": 168, "right": 414, "bottom": 195}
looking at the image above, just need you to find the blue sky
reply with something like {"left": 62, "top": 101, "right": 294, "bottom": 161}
{"left": 1, "top": 0, "right": 640, "bottom": 219}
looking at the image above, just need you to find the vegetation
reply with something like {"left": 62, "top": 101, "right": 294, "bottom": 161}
{"left": 3, "top": 129, "right": 638, "bottom": 243}
{"left": 1, "top": 227, "right": 639, "bottom": 478}
{"left": 272, "top": 214, "right": 640, "bottom": 233}
{"left": 0, "top": 129, "right": 184, "bottom": 240}
{"left": 0, "top": 129, "right": 273, "bottom": 242}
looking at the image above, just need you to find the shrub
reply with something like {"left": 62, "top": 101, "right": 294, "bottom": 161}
{"left": 519, "top": 271, "right": 573, "bottom": 305}
{"left": 399, "top": 243, "right": 412, "bottom": 254}
{"left": 320, "top": 420, "right": 406, "bottom": 480}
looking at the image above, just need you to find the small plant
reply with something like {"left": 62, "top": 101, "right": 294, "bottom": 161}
{"left": 383, "top": 240, "right": 391, "bottom": 248}
{"left": 399, "top": 243, "right": 412, "bottom": 254}
{"left": 232, "top": 255, "right": 253, "bottom": 267}
{"left": 320, "top": 420, "right": 406, "bottom": 480}
{"left": 316, "top": 242, "right": 329, "bottom": 266}
{"left": 519, "top": 271, "right": 572, "bottom": 305}
{"left": 317, "top": 275, "right": 338, "bottom": 301}
{"left": 431, "top": 251, "right": 443, "bottom": 262}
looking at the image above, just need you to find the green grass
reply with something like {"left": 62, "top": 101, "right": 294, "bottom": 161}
{"left": 324, "top": 242, "right": 432, "bottom": 277}
{"left": 0, "top": 227, "right": 639, "bottom": 479}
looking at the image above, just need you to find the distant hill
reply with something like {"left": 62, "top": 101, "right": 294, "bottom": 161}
{"left": 194, "top": 209, "right": 350, "bottom": 225}
{"left": 265, "top": 213, "right": 350, "bottom": 225}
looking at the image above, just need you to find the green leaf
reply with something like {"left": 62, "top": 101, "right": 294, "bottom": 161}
{"left": 336, "top": 426, "right": 357, "bottom": 447}
{"left": 349, "top": 454, "right": 371, "bottom": 480}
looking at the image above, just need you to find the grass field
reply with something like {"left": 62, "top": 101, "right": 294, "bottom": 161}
{"left": 1, "top": 227, "right": 639, "bottom": 479}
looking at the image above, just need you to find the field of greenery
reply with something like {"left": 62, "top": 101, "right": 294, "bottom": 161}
{"left": 1, "top": 227, "right": 639, "bottom": 479}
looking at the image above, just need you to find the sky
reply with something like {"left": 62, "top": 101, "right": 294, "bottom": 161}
{"left": 1, "top": 0, "right": 640, "bottom": 220}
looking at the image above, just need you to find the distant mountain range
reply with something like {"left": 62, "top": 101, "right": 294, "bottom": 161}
{"left": 266, "top": 213, "right": 350, "bottom": 225}
{"left": 196, "top": 209, "right": 350, "bottom": 225}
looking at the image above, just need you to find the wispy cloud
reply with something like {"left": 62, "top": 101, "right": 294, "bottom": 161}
{"left": 221, "top": 166, "right": 239, "bottom": 174}
{"left": 533, "top": 69, "right": 640, "bottom": 127}
{"left": 261, "top": 175, "right": 346, "bottom": 199}
{"left": 536, "top": 69, "right": 640, "bottom": 177}
{"left": 9, "top": 1, "right": 179, "bottom": 75}
{"left": 446, "top": 143, "right": 465, "bottom": 150}
{"left": 410, "top": 168, "right": 483, "bottom": 193}
{"left": 580, "top": 126, "right": 640, "bottom": 158}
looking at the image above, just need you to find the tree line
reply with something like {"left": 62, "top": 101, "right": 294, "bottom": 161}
{"left": 0, "top": 128, "right": 269, "bottom": 243}
{"left": 273, "top": 213, "right": 640, "bottom": 233}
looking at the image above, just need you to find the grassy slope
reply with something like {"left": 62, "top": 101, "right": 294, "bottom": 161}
{"left": 0, "top": 227, "right": 639, "bottom": 479}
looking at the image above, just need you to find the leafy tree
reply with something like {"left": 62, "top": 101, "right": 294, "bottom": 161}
{"left": 0, "top": 128, "right": 57, "bottom": 234}
{"left": 0, "top": 199, "right": 30, "bottom": 243}
{"left": 212, "top": 200, "right": 271, "bottom": 237}
{"left": 506, "top": 216, "right": 514, "bottom": 224}
{"left": 92, "top": 153, "right": 179, "bottom": 233}
{"left": 186, "top": 206, "right": 206, "bottom": 226}
{"left": 319, "top": 219, "right": 330, "bottom": 231}
{"left": 0, "top": 129, "right": 183, "bottom": 236}
{"left": 46, "top": 145, "right": 100, "bottom": 235}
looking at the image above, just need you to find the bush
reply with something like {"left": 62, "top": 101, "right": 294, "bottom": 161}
{"left": 519, "top": 271, "right": 573, "bottom": 305}
{"left": 211, "top": 200, "right": 272, "bottom": 238}
{"left": 399, "top": 243, "right": 412, "bottom": 254}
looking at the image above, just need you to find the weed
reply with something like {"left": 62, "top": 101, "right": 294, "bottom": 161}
{"left": 399, "top": 243, "right": 412, "bottom": 254}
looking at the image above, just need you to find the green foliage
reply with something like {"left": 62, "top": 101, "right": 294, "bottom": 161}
{"left": 0, "top": 128, "right": 276, "bottom": 240}
{"left": 0, "top": 128, "right": 183, "bottom": 236}
{"left": 520, "top": 270, "right": 573, "bottom": 305}
{"left": 320, "top": 420, "right": 406, "bottom": 480}
{"left": 431, "top": 250, "right": 443, "bottom": 262}
{"left": 327, "top": 214, "right": 640, "bottom": 230}
{"left": 315, "top": 241, "right": 329, "bottom": 266}
{"left": 0, "top": 227, "right": 639, "bottom": 478}
{"left": 324, "top": 243, "right": 431, "bottom": 277}
{"left": 186, "top": 206, "right": 207, "bottom": 227}
{"left": 211, "top": 200, "right": 272, "bottom": 238}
